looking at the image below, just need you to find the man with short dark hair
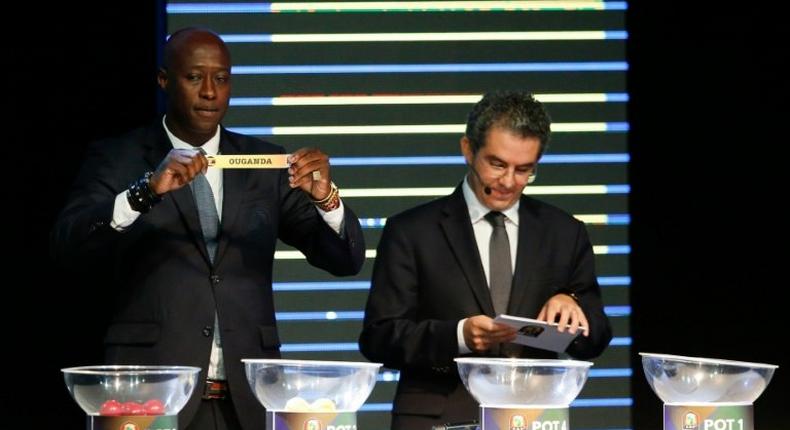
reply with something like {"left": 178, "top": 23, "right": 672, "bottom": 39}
{"left": 359, "top": 91, "right": 612, "bottom": 430}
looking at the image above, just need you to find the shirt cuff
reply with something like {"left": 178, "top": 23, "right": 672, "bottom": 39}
{"left": 457, "top": 318, "right": 472, "bottom": 354}
{"left": 111, "top": 191, "right": 141, "bottom": 231}
{"left": 315, "top": 199, "right": 345, "bottom": 235}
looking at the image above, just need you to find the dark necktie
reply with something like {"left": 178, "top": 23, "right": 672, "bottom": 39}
{"left": 485, "top": 211, "right": 512, "bottom": 315}
{"left": 191, "top": 172, "right": 219, "bottom": 262}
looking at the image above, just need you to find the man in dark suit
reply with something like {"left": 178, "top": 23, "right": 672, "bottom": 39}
{"left": 359, "top": 91, "right": 611, "bottom": 430}
{"left": 51, "top": 28, "right": 365, "bottom": 430}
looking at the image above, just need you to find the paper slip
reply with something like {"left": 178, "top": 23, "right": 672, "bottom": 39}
{"left": 494, "top": 314, "right": 586, "bottom": 353}
{"left": 206, "top": 154, "right": 290, "bottom": 169}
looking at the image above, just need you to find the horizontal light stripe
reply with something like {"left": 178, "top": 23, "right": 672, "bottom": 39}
{"left": 333, "top": 184, "right": 627, "bottom": 198}
{"left": 280, "top": 342, "right": 358, "bottom": 352}
{"left": 275, "top": 244, "right": 627, "bottom": 260}
{"left": 358, "top": 397, "right": 632, "bottom": 412}
{"left": 593, "top": 245, "right": 631, "bottom": 254}
{"left": 276, "top": 311, "right": 365, "bottom": 320}
{"left": 168, "top": 3, "right": 271, "bottom": 13}
{"left": 276, "top": 306, "right": 628, "bottom": 321}
{"left": 606, "top": 184, "right": 631, "bottom": 193}
{"left": 606, "top": 214, "right": 631, "bottom": 224}
{"left": 606, "top": 93, "right": 630, "bottom": 102}
{"left": 330, "top": 155, "right": 460, "bottom": 165}
{"left": 573, "top": 398, "right": 633, "bottom": 407}
{"left": 275, "top": 249, "right": 376, "bottom": 259}
{"left": 231, "top": 92, "right": 627, "bottom": 106}
{"left": 232, "top": 61, "right": 628, "bottom": 74}
{"left": 229, "top": 122, "right": 627, "bottom": 135}
{"left": 377, "top": 371, "right": 401, "bottom": 382}
{"left": 330, "top": 153, "right": 629, "bottom": 166}
{"left": 604, "top": 305, "right": 631, "bottom": 316}
{"left": 340, "top": 187, "right": 460, "bottom": 197}
{"left": 220, "top": 30, "right": 627, "bottom": 43}
{"left": 169, "top": 2, "right": 628, "bottom": 14}
{"left": 273, "top": 281, "right": 372, "bottom": 291}
{"left": 230, "top": 97, "right": 275, "bottom": 106}
{"left": 281, "top": 337, "right": 631, "bottom": 352}
{"left": 273, "top": 276, "right": 630, "bottom": 291}
{"left": 609, "top": 337, "right": 631, "bottom": 346}
{"left": 271, "top": 2, "right": 618, "bottom": 13}
{"left": 359, "top": 218, "right": 388, "bottom": 228}
{"left": 598, "top": 276, "right": 631, "bottom": 286}
{"left": 357, "top": 214, "right": 629, "bottom": 227}
{"left": 359, "top": 403, "right": 395, "bottom": 412}
{"left": 573, "top": 215, "right": 606, "bottom": 224}
{"left": 589, "top": 368, "right": 633, "bottom": 377}
{"left": 375, "top": 368, "right": 630, "bottom": 383}
{"left": 606, "top": 122, "right": 630, "bottom": 131}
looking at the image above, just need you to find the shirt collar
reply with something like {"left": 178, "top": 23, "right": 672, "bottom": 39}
{"left": 161, "top": 115, "right": 221, "bottom": 155}
{"left": 462, "top": 175, "right": 520, "bottom": 226}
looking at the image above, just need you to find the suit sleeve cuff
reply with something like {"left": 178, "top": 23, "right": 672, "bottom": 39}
{"left": 111, "top": 191, "right": 141, "bottom": 231}
{"left": 316, "top": 199, "right": 345, "bottom": 235}
{"left": 457, "top": 318, "right": 472, "bottom": 354}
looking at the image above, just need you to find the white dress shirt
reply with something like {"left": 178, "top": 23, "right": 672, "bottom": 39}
{"left": 456, "top": 176, "right": 519, "bottom": 354}
{"left": 111, "top": 117, "right": 346, "bottom": 378}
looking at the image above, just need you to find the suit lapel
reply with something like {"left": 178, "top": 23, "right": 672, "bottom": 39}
{"left": 440, "top": 187, "right": 496, "bottom": 316}
{"left": 214, "top": 129, "right": 248, "bottom": 265}
{"left": 145, "top": 123, "right": 212, "bottom": 265}
{"left": 508, "top": 196, "right": 545, "bottom": 316}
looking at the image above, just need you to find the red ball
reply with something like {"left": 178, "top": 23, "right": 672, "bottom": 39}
{"left": 121, "top": 401, "right": 145, "bottom": 416}
{"left": 99, "top": 399, "right": 123, "bottom": 416}
{"left": 143, "top": 399, "right": 165, "bottom": 415}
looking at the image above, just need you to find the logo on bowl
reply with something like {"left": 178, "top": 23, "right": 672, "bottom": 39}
{"left": 510, "top": 414, "right": 526, "bottom": 430}
{"left": 304, "top": 419, "right": 322, "bottom": 430}
{"left": 683, "top": 411, "right": 699, "bottom": 430}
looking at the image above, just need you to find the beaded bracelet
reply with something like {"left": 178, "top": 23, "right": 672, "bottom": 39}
{"left": 126, "top": 171, "right": 162, "bottom": 213}
{"left": 311, "top": 182, "right": 341, "bottom": 212}
{"left": 310, "top": 182, "right": 335, "bottom": 205}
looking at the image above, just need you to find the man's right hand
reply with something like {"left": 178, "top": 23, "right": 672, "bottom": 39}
{"left": 463, "top": 315, "right": 517, "bottom": 353}
{"left": 148, "top": 148, "right": 208, "bottom": 195}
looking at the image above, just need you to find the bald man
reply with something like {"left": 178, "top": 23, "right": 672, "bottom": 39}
{"left": 52, "top": 28, "right": 365, "bottom": 430}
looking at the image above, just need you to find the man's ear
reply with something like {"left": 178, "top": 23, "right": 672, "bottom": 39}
{"left": 460, "top": 136, "right": 474, "bottom": 165}
{"left": 156, "top": 68, "right": 168, "bottom": 90}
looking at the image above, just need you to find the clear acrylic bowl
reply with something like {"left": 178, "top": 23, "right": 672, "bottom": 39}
{"left": 242, "top": 359, "right": 382, "bottom": 412}
{"left": 640, "top": 352, "right": 778, "bottom": 404}
{"left": 62, "top": 365, "right": 200, "bottom": 416}
{"left": 455, "top": 358, "right": 592, "bottom": 407}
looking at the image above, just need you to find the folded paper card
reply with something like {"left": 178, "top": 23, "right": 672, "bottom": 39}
{"left": 494, "top": 314, "right": 586, "bottom": 353}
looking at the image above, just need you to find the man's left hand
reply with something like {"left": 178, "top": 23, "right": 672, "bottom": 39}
{"left": 287, "top": 148, "right": 331, "bottom": 200}
{"left": 537, "top": 293, "right": 590, "bottom": 337}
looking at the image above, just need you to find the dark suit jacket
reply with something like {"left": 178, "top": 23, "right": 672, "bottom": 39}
{"left": 358, "top": 186, "right": 611, "bottom": 428}
{"left": 52, "top": 121, "right": 365, "bottom": 430}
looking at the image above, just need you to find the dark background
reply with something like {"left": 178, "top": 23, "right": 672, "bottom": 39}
{"left": 7, "top": 3, "right": 786, "bottom": 427}
{"left": 628, "top": 3, "right": 788, "bottom": 428}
